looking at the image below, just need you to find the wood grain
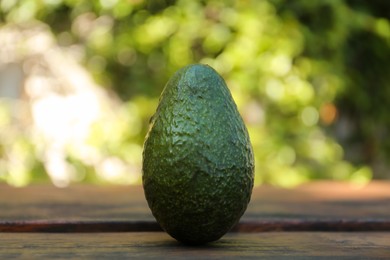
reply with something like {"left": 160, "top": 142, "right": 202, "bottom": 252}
{"left": 0, "top": 232, "right": 389, "bottom": 258}
{"left": 1, "top": 181, "right": 390, "bottom": 232}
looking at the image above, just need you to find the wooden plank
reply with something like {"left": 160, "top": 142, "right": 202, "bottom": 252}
{"left": 1, "top": 181, "right": 390, "bottom": 232}
{"left": 1, "top": 184, "right": 159, "bottom": 232}
{"left": 0, "top": 232, "right": 389, "bottom": 258}
{"left": 248, "top": 181, "right": 390, "bottom": 220}
{"left": 2, "top": 219, "right": 390, "bottom": 233}
{"left": 0, "top": 185, "right": 152, "bottom": 221}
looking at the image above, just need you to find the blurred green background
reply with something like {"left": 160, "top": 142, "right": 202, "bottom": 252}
{"left": 0, "top": 0, "right": 389, "bottom": 187}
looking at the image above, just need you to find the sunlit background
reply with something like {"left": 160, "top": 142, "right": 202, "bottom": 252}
{"left": 0, "top": 0, "right": 389, "bottom": 187}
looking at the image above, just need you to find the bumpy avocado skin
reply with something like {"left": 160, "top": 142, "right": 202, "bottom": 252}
{"left": 142, "top": 64, "right": 254, "bottom": 245}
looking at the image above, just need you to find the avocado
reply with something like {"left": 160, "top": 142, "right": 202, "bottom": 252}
{"left": 142, "top": 64, "right": 254, "bottom": 245}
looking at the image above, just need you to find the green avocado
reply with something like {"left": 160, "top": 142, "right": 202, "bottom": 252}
{"left": 142, "top": 64, "right": 254, "bottom": 245}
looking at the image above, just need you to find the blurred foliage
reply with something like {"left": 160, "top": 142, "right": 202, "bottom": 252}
{"left": 0, "top": 0, "right": 389, "bottom": 186}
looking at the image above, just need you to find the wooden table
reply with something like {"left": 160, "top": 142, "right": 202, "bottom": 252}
{"left": 1, "top": 181, "right": 389, "bottom": 258}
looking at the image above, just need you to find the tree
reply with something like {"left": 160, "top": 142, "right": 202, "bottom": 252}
{"left": 0, "top": 0, "right": 388, "bottom": 186}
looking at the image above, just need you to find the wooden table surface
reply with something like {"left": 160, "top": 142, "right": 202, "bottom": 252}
{"left": 1, "top": 181, "right": 389, "bottom": 258}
